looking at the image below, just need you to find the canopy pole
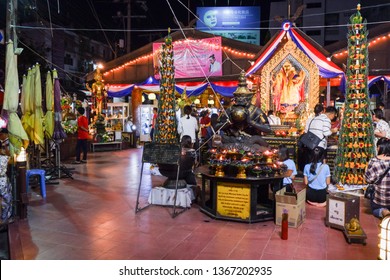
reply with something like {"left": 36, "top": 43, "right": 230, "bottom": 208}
{"left": 326, "top": 78, "right": 331, "bottom": 106}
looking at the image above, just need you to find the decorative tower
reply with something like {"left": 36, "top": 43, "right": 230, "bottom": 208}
{"left": 334, "top": 4, "right": 375, "bottom": 185}
{"left": 154, "top": 29, "right": 178, "bottom": 144}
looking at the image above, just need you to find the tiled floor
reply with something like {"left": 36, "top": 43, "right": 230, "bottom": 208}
{"left": 10, "top": 147, "right": 382, "bottom": 260}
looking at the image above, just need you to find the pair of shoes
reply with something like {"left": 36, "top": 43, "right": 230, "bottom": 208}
{"left": 81, "top": 160, "right": 87, "bottom": 163}
{"left": 71, "top": 161, "right": 81, "bottom": 164}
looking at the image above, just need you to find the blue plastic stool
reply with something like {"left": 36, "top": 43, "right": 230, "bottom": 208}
{"left": 26, "top": 169, "right": 46, "bottom": 198}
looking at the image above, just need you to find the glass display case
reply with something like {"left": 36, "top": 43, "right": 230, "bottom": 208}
{"left": 105, "top": 102, "right": 129, "bottom": 132}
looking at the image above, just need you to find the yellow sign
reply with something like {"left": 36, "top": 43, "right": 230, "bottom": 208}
{"left": 216, "top": 183, "right": 251, "bottom": 220}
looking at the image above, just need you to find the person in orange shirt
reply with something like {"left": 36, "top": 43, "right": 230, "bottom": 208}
{"left": 73, "top": 107, "right": 89, "bottom": 164}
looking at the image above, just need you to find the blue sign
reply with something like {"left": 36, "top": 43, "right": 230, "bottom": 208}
{"left": 196, "top": 6, "right": 260, "bottom": 45}
{"left": 0, "top": 29, "right": 4, "bottom": 44}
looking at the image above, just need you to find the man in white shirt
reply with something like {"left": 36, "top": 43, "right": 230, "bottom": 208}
{"left": 208, "top": 54, "right": 221, "bottom": 74}
{"left": 304, "top": 106, "right": 337, "bottom": 150}
{"left": 177, "top": 105, "right": 199, "bottom": 144}
{"left": 267, "top": 110, "right": 281, "bottom": 125}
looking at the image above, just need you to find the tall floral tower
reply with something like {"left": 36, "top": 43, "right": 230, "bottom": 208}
{"left": 334, "top": 4, "right": 375, "bottom": 185}
{"left": 154, "top": 29, "right": 178, "bottom": 144}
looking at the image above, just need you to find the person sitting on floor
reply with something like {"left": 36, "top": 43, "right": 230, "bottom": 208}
{"left": 278, "top": 144, "right": 297, "bottom": 193}
{"left": 180, "top": 135, "right": 197, "bottom": 186}
{"left": 364, "top": 138, "right": 390, "bottom": 218}
{"left": 303, "top": 147, "right": 330, "bottom": 207}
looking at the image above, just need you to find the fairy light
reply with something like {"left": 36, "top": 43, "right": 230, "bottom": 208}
{"left": 334, "top": 32, "right": 390, "bottom": 57}
{"left": 102, "top": 38, "right": 256, "bottom": 76}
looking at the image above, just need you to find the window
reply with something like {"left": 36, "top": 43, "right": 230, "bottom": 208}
{"left": 325, "top": 13, "right": 339, "bottom": 25}
{"left": 325, "top": 28, "right": 339, "bottom": 36}
{"left": 306, "top": 3, "right": 322, "bottom": 9}
{"left": 306, "top": 30, "right": 321, "bottom": 36}
{"left": 64, "top": 54, "right": 73, "bottom": 66}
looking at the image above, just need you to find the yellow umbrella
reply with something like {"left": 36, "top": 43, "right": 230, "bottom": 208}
{"left": 44, "top": 71, "right": 54, "bottom": 138}
{"left": 33, "top": 63, "right": 44, "bottom": 145}
{"left": 20, "top": 74, "right": 26, "bottom": 115}
{"left": 21, "top": 67, "right": 34, "bottom": 141}
{"left": 2, "top": 40, "right": 29, "bottom": 155}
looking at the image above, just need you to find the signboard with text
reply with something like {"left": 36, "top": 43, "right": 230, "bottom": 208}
{"left": 196, "top": 6, "right": 260, "bottom": 45}
{"left": 216, "top": 183, "right": 251, "bottom": 220}
{"left": 153, "top": 37, "right": 222, "bottom": 79}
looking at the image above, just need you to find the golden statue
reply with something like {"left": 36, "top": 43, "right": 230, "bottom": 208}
{"left": 345, "top": 217, "right": 364, "bottom": 235}
{"left": 86, "top": 68, "right": 107, "bottom": 115}
{"left": 271, "top": 60, "right": 305, "bottom": 113}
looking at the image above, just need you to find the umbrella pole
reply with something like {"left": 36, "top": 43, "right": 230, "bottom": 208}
{"left": 54, "top": 140, "right": 74, "bottom": 180}
{"left": 56, "top": 141, "right": 61, "bottom": 179}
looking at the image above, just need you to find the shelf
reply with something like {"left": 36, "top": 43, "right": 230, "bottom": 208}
{"left": 105, "top": 102, "right": 129, "bottom": 132}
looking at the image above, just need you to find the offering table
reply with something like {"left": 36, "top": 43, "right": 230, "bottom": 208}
{"left": 199, "top": 167, "right": 284, "bottom": 223}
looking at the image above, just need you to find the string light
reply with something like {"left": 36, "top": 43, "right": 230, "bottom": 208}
{"left": 103, "top": 39, "right": 255, "bottom": 76}
{"left": 334, "top": 32, "right": 390, "bottom": 57}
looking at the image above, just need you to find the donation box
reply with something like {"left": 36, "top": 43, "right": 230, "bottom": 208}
{"left": 325, "top": 193, "right": 360, "bottom": 230}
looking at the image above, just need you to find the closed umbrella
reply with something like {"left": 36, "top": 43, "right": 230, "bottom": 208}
{"left": 44, "top": 71, "right": 54, "bottom": 138}
{"left": 21, "top": 67, "right": 34, "bottom": 141}
{"left": 20, "top": 74, "right": 26, "bottom": 115}
{"left": 53, "top": 77, "right": 67, "bottom": 141}
{"left": 32, "top": 63, "right": 44, "bottom": 145}
{"left": 2, "top": 40, "right": 29, "bottom": 155}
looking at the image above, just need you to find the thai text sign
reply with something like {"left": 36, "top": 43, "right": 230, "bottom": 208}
{"left": 153, "top": 37, "right": 222, "bottom": 79}
{"left": 216, "top": 183, "right": 250, "bottom": 220}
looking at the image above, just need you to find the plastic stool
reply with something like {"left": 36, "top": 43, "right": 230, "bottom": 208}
{"left": 26, "top": 169, "right": 46, "bottom": 198}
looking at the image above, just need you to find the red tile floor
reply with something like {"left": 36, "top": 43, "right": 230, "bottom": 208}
{"left": 10, "top": 148, "right": 382, "bottom": 260}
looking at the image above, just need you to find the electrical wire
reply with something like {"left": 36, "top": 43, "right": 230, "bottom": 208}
{"left": 18, "top": 39, "right": 86, "bottom": 88}
{"left": 165, "top": 0, "right": 232, "bottom": 153}
{"left": 46, "top": 0, "right": 53, "bottom": 37}
{"left": 86, "top": 0, "right": 116, "bottom": 57}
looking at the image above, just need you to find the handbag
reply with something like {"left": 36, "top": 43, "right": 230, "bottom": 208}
{"left": 364, "top": 164, "right": 390, "bottom": 200}
{"left": 298, "top": 118, "right": 324, "bottom": 150}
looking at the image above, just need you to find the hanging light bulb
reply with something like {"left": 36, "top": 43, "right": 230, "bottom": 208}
{"left": 194, "top": 98, "right": 200, "bottom": 105}
{"left": 148, "top": 93, "right": 156, "bottom": 100}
